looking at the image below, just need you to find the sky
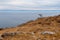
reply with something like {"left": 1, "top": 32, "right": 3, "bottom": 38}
{"left": 0, "top": 0, "right": 60, "bottom": 10}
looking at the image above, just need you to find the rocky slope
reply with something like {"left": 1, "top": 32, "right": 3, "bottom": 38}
{"left": 0, "top": 15, "right": 60, "bottom": 40}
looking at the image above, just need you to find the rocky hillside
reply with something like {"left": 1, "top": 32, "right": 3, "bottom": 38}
{"left": 0, "top": 15, "right": 60, "bottom": 40}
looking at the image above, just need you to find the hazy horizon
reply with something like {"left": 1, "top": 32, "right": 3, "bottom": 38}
{"left": 0, "top": 0, "right": 60, "bottom": 28}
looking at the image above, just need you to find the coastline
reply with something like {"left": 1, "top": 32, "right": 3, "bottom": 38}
{"left": 0, "top": 15, "right": 60, "bottom": 40}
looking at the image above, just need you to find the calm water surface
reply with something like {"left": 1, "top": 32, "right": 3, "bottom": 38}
{"left": 0, "top": 10, "right": 60, "bottom": 28}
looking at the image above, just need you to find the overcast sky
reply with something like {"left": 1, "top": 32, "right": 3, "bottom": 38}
{"left": 0, "top": 0, "right": 60, "bottom": 10}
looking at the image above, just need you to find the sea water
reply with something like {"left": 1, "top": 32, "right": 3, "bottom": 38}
{"left": 0, "top": 10, "right": 60, "bottom": 28}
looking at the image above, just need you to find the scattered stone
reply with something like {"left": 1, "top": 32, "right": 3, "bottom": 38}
{"left": 10, "top": 32, "right": 16, "bottom": 36}
{"left": 41, "top": 31, "right": 56, "bottom": 35}
{"left": 26, "top": 32, "right": 35, "bottom": 35}
{"left": 0, "top": 34, "right": 3, "bottom": 40}
{"left": 31, "top": 32, "right": 35, "bottom": 35}
{"left": 1, "top": 32, "right": 16, "bottom": 38}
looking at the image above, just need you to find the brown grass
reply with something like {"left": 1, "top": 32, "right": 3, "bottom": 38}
{"left": 0, "top": 15, "right": 60, "bottom": 40}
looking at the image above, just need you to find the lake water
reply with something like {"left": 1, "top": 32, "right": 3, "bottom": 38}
{"left": 0, "top": 10, "right": 60, "bottom": 28}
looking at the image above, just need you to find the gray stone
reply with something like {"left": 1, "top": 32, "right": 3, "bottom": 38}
{"left": 41, "top": 31, "right": 56, "bottom": 35}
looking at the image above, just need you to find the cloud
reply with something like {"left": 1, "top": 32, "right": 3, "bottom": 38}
{"left": 0, "top": 0, "right": 60, "bottom": 10}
